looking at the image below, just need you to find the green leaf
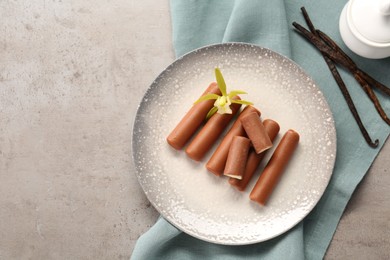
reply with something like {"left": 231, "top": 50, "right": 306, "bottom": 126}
{"left": 215, "top": 68, "right": 227, "bottom": 96}
{"left": 231, "top": 99, "right": 254, "bottom": 105}
{"left": 194, "top": 93, "right": 220, "bottom": 104}
{"left": 228, "top": 90, "right": 248, "bottom": 98}
{"left": 206, "top": 106, "right": 218, "bottom": 120}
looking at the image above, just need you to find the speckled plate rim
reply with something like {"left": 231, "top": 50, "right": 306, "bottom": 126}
{"left": 131, "top": 42, "right": 337, "bottom": 245}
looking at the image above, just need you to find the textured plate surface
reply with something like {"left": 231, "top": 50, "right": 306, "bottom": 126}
{"left": 132, "top": 43, "right": 336, "bottom": 245}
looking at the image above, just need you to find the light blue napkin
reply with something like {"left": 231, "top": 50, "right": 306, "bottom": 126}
{"left": 132, "top": 0, "right": 390, "bottom": 259}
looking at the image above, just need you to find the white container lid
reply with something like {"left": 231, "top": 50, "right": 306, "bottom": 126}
{"left": 348, "top": 0, "right": 390, "bottom": 43}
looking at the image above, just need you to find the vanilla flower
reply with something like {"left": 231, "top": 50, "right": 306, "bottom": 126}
{"left": 215, "top": 95, "right": 232, "bottom": 114}
{"left": 194, "top": 68, "right": 253, "bottom": 119}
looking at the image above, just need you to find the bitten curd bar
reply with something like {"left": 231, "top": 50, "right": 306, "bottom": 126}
{"left": 229, "top": 119, "right": 280, "bottom": 191}
{"left": 206, "top": 105, "right": 260, "bottom": 176}
{"left": 223, "top": 136, "right": 251, "bottom": 180}
{"left": 241, "top": 111, "right": 273, "bottom": 154}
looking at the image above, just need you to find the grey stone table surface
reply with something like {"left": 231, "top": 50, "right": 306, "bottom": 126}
{"left": 0, "top": 1, "right": 389, "bottom": 259}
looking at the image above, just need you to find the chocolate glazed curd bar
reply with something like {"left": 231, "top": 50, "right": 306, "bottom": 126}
{"left": 206, "top": 105, "right": 260, "bottom": 176}
{"left": 250, "top": 129, "right": 300, "bottom": 205}
{"left": 185, "top": 96, "right": 242, "bottom": 161}
{"left": 166, "top": 82, "right": 221, "bottom": 150}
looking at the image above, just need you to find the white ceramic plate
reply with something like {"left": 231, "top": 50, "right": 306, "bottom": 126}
{"left": 132, "top": 43, "right": 336, "bottom": 245}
